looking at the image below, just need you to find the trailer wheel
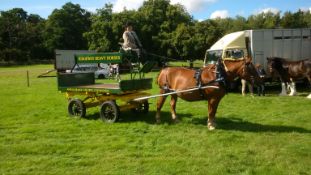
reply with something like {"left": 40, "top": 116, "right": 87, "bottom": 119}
{"left": 68, "top": 99, "right": 86, "bottom": 118}
{"left": 131, "top": 100, "right": 149, "bottom": 114}
{"left": 100, "top": 101, "right": 120, "bottom": 123}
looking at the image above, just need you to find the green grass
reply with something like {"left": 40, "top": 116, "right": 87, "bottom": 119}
{"left": 0, "top": 65, "right": 310, "bottom": 175}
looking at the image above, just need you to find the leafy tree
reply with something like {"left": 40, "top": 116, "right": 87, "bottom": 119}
{"left": 0, "top": 8, "right": 39, "bottom": 62}
{"left": 281, "top": 10, "right": 308, "bottom": 28}
{"left": 138, "top": 0, "right": 193, "bottom": 58}
{"left": 44, "top": 2, "right": 91, "bottom": 52}
{"left": 0, "top": 8, "right": 26, "bottom": 61}
{"left": 247, "top": 13, "right": 266, "bottom": 29}
{"left": 84, "top": 4, "right": 113, "bottom": 51}
{"left": 303, "top": 10, "right": 311, "bottom": 27}
{"left": 230, "top": 16, "right": 248, "bottom": 32}
{"left": 191, "top": 20, "right": 223, "bottom": 59}
{"left": 263, "top": 12, "right": 281, "bottom": 28}
{"left": 247, "top": 12, "right": 280, "bottom": 29}
{"left": 84, "top": 4, "right": 136, "bottom": 52}
{"left": 26, "top": 14, "right": 48, "bottom": 60}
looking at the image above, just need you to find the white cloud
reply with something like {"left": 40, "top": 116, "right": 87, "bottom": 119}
{"left": 171, "top": 0, "right": 217, "bottom": 13}
{"left": 85, "top": 7, "right": 97, "bottom": 13}
{"left": 299, "top": 7, "right": 311, "bottom": 13}
{"left": 113, "top": 0, "right": 218, "bottom": 13}
{"left": 210, "top": 10, "right": 229, "bottom": 19}
{"left": 113, "top": 0, "right": 144, "bottom": 12}
{"left": 255, "top": 7, "right": 280, "bottom": 15}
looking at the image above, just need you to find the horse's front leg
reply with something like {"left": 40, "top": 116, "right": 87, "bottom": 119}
{"left": 279, "top": 82, "right": 288, "bottom": 96}
{"left": 207, "top": 97, "right": 221, "bottom": 130}
{"left": 156, "top": 89, "right": 167, "bottom": 124}
{"left": 289, "top": 79, "right": 297, "bottom": 96}
{"left": 170, "top": 94, "right": 179, "bottom": 123}
{"left": 307, "top": 77, "right": 311, "bottom": 99}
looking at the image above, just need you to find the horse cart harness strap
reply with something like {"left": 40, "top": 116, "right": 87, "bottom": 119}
{"left": 132, "top": 85, "right": 220, "bottom": 101}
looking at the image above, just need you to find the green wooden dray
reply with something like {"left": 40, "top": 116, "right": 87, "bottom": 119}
{"left": 57, "top": 51, "right": 157, "bottom": 123}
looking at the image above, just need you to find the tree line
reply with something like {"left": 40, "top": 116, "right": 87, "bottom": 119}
{"left": 0, "top": 0, "right": 310, "bottom": 64}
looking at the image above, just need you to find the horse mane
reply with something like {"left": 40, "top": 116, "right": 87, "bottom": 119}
{"left": 270, "top": 57, "right": 286, "bottom": 61}
{"left": 269, "top": 57, "right": 286, "bottom": 67}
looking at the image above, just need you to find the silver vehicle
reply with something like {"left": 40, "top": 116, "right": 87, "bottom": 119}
{"left": 70, "top": 64, "right": 109, "bottom": 79}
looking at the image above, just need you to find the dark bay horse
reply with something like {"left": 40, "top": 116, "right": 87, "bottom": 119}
{"left": 156, "top": 57, "right": 262, "bottom": 130}
{"left": 267, "top": 57, "right": 311, "bottom": 98}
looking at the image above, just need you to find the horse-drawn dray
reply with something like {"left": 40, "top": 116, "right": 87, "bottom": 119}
{"left": 57, "top": 51, "right": 157, "bottom": 123}
{"left": 57, "top": 49, "right": 263, "bottom": 130}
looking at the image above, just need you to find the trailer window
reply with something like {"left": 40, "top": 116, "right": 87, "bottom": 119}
{"left": 205, "top": 50, "right": 222, "bottom": 65}
{"left": 225, "top": 49, "right": 244, "bottom": 59}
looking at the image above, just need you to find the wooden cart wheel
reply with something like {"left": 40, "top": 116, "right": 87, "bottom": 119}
{"left": 131, "top": 100, "right": 149, "bottom": 114}
{"left": 68, "top": 99, "right": 86, "bottom": 118}
{"left": 100, "top": 101, "right": 120, "bottom": 123}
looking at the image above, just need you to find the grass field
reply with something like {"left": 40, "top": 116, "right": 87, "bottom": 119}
{"left": 0, "top": 65, "right": 310, "bottom": 175}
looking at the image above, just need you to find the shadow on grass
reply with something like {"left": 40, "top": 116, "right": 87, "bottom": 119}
{"left": 83, "top": 110, "right": 193, "bottom": 125}
{"left": 192, "top": 117, "right": 311, "bottom": 133}
{"left": 83, "top": 110, "right": 310, "bottom": 133}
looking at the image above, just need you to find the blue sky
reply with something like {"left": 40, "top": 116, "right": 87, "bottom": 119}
{"left": 0, "top": 0, "right": 310, "bottom": 20}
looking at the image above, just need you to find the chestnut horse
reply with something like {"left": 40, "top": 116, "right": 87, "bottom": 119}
{"left": 267, "top": 57, "right": 311, "bottom": 98}
{"left": 156, "top": 58, "right": 262, "bottom": 130}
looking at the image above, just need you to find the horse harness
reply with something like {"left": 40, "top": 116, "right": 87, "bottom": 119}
{"left": 193, "top": 60, "right": 227, "bottom": 98}
{"left": 160, "top": 59, "right": 227, "bottom": 98}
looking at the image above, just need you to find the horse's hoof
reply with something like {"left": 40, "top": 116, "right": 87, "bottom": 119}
{"left": 307, "top": 94, "right": 311, "bottom": 99}
{"left": 207, "top": 123, "right": 216, "bottom": 130}
{"left": 208, "top": 125, "right": 216, "bottom": 131}
{"left": 279, "top": 93, "right": 287, "bottom": 96}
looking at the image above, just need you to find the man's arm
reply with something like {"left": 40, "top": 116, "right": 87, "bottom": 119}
{"left": 132, "top": 31, "right": 143, "bottom": 48}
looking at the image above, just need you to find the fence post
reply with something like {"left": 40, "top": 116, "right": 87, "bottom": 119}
{"left": 27, "top": 70, "right": 30, "bottom": 87}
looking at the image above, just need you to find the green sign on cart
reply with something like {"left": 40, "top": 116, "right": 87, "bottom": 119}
{"left": 75, "top": 52, "right": 122, "bottom": 64}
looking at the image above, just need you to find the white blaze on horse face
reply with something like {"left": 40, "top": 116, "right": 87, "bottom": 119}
{"left": 289, "top": 82, "right": 297, "bottom": 96}
{"left": 279, "top": 82, "right": 287, "bottom": 96}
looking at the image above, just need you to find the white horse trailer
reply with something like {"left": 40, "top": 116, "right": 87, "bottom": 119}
{"left": 204, "top": 28, "right": 311, "bottom": 76}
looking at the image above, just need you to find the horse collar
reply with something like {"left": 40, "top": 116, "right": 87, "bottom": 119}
{"left": 215, "top": 59, "right": 227, "bottom": 88}
{"left": 194, "top": 69, "right": 203, "bottom": 87}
